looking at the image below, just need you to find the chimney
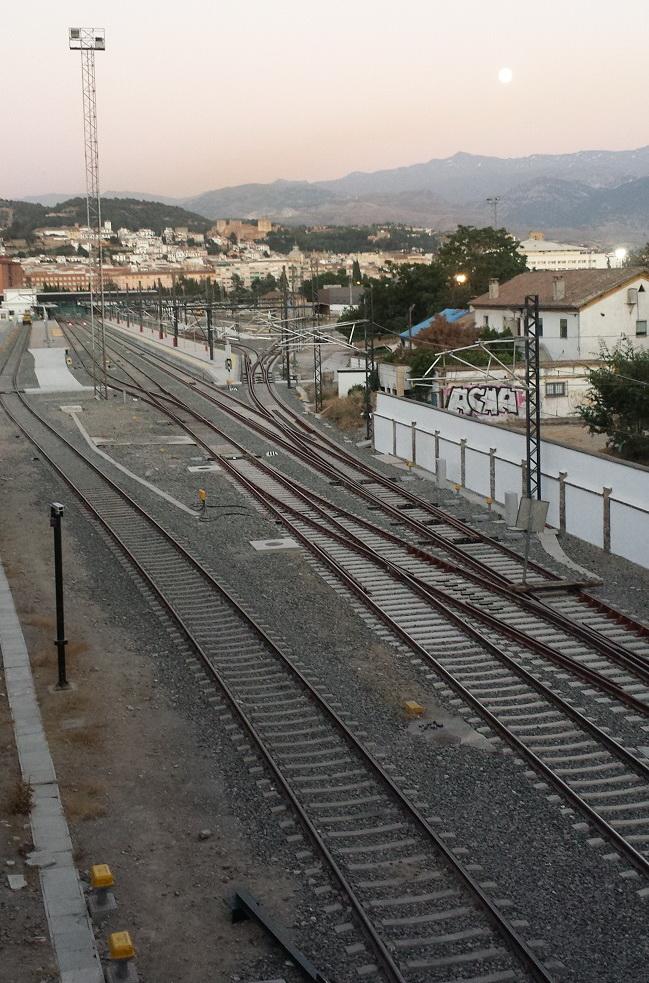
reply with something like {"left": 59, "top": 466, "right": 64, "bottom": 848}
{"left": 552, "top": 275, "right": 566, "bottom": 301}
{"left": 488, "top": 278, "right": 499, "bottom": 299}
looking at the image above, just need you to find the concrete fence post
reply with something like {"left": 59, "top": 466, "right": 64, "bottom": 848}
{"left": 392, "top": 419, "right": 397, "bottom": 457}
{"left": 559, "top": 472, "right": 567, "bottom": 535}
{"left": 603, "top": 487, "right": 612, "bottom": 553}
{"left": 460, "top": 439, "right": 467, "bottom": 487}
{"left": 505, "top": 492, "right": 519, "bottom": 527}
{"left": 434, "top": 430, "right": 440, "bottom": 463}
{"left": 411, "top": 421, "right": 417, "bottom": 464}
{"left": 489, "top": 448, "right": 497, "bottom": 501}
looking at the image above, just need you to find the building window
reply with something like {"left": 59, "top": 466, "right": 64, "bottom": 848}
{"left": 636, "top": 320, "right": 647, "bottom": 336}
{"left": 538, "top": 317, "right": 543, "bottom": 337}
{"left": 560, "top": 318, "right": 568, "bottom": 338}
{"left": 545, "top": 382, "right": 566, "bottom": 398}
{"left": 483, "top": 314, "right": 489, "bottom": 327}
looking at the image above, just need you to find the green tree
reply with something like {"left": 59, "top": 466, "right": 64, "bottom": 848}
{"left": 300, "top": 268, "right": 349, "bottom": 299}
{"left": 436, "top": 225, "right": 527, "bottom": 300}
{"left": 578, "top": 340, "right": 649, "bottom": 461}
{"left": 356, "top": 263, "right": 448, "bottom": 336}
{"left": 352, "top": 259, "right": 362, "bottom": 283}
{"left": 626, "top": 243, "right": 649, "bottom": 268}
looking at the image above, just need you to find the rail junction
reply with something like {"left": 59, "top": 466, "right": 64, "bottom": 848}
{"left": 2, "top": 316, "right": 649, "bottom": 982}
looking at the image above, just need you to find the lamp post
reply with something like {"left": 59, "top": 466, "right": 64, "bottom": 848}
{"left": 407, "top": 303, "right": 415, "bottom": 349}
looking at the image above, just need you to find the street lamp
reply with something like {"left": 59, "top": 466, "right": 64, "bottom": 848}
{"left": 452, "top": 272, "right": 468, "bottom": 306}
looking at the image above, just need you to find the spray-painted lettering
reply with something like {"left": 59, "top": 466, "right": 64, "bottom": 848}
{"left": 445, "top": 385, "right": 524, "bottom": 417}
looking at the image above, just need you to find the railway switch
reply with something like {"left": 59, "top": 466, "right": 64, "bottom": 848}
{"left": 106, "top": 931, "right": 138, "bottom": 982}
{"left": 88, "top": 863, "right": 117, "bottom": 918}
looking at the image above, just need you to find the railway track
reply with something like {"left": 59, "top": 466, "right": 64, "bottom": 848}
{"left": 66, "top": 320, "right": 649, "bottom": 695}
{"left": 61, "top": 320, "right": 649, "bottom": 880}
{"left": 0, "top": 325, "right": 559, "bottom": 981}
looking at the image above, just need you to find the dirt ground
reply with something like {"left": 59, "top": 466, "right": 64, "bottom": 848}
{"left": 0, "top": 692, "right": 58, "bottom": 982}
{"left": 0, "top": 418, "right": 303, "bottom": 982}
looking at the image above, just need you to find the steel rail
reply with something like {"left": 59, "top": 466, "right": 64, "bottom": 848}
{"left": 59, "top": 325, "right": 649, "bottom": 877}
{"left": 4, "top": 337, "right": 554, "bottom": 983}
{"left": 64, "top": 322, "right": 649, "bottom": 699}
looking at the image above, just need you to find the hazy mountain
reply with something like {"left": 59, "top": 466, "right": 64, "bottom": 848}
{"left": 13, "top": 146, "right": 649, "bottom": 240}
{"left": 170, "top": 146, "right": 649, "bottom": 240}
{"left": 316, "top": 147, "right": 649, "bottom": 203}
{"left": 182, "top": 180, "right": 341, "bottom": 221}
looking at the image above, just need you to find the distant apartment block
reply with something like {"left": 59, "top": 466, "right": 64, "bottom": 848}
{"left": 0, "top": 257, "right": 24, "bottom": 291}
{"left": 520, "top": 231, "right": 625, "bottom": 270}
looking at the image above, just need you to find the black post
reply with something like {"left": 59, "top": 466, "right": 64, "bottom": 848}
{"left": 138, "top": 280, "right": 144, "bottom": 333}
{"left": 50, "top": 503, "right": 68, "bottom": 689}
{"left": 157, "top": 281, "right": 163, "bottom": 339}
{"left": 206, "top": 305, "right": 214, "bottom": 361}
{"left": 126, "top": 284, "right": 130, "bottom": 328}
{"left": 173, "top": 302, "right": 179, "bottom": 347}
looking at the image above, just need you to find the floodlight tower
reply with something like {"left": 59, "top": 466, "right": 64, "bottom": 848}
{"left": 69, "top": 27, "right": 107, "bottom": 398}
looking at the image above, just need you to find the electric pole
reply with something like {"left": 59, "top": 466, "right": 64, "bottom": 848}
{"left": 486, "top": 196, "right": 501, "bottom": 228}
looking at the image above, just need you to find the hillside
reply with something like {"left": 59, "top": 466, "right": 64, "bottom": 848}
{"left": 0, "top": 197, "right": 211, "bottom": 238}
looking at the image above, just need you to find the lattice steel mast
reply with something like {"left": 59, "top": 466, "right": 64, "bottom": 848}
{"left": 523, "top": 294, "right": 542, "bottom": 500}
{"left": 69, "top": 27, "right": 107, "bottom": 398}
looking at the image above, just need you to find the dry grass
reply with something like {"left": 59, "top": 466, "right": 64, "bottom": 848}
{"left": 321, "top": 393, "right": 366, "bottom": 432}
{"left": 8, "top": 779, "right": 33, "bottom": 816}
{"left": 63, "top": 781, "right": 107, "bottom": 822}
{"left": 58, "top": 724, "right": 104, "bottom": 750}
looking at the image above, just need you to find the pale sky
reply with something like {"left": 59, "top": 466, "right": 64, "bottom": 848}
{"left": 4, "top": 0, "right": 648, "bottom": 199}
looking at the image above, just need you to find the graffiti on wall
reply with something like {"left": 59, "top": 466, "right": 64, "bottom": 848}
{"left": 445, "top": 385, "right": 525, "bottom": 417}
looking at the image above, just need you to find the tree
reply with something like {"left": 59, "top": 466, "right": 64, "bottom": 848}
{"left": 578, "top": 340, "right": 649, "bottom": 462}
{"left": 626, "top": 243, "right": 649, "bottom": 268}
{"left": 436, "top": 225, "right": 527, "bottom": 300}
{"left": 300, "top": 268, "right": 349, "bottom": 299}
{"left": 352, "top": 259, "right": 362, "bottom": 283}
{"left": 364, "top": 264, "right": 448, "bottom": 335}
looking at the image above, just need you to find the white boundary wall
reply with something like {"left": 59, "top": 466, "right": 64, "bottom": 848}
{"left": 374, "top": 393, "right": 649, "bottom": 569}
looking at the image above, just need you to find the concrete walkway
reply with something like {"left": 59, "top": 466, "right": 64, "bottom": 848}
{"left": 0, "top": 558, "right": 103, "bottom": 983}
{"left": 104, "top": 316, "right": 241, "bottom": 385}
{"left": 26, "top": 320, "right": 92, "bottom": 394}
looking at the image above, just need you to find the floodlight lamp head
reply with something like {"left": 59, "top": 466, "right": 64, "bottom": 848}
{"left": 69, "top": 27, "right": 106, "bottom": 51}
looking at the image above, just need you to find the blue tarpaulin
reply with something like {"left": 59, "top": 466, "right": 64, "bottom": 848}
{"left": 400, "top": 308, "right": 469, "bottom": 340}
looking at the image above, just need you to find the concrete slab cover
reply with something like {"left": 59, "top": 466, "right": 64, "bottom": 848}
{"left": 250, "top": 538, "right": 300, "bottom": 551}
{"left": 93, "top": 435, "right": 195, "bottom": 446}
{"left": 28, "top": 349, "right": 87, "bottom": 392}
{"left": 0, "top": 556, "right": 104, "bottom": 982}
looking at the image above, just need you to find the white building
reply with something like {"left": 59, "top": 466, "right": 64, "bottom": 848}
{"left": 519, "top": 233, "right": 626, "bottom": 271}
{"left": 470, "top": 268, "right": 649, "bottom": 361}
{"left": 0, "top": 287, "right": 38, "bottom": 321}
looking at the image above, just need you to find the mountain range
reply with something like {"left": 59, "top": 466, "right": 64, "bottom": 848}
{"left": 14, "top": 146, "right": 649, "bottom": 242}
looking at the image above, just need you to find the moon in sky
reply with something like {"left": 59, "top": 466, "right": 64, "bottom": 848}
{"left": 498, "top": 67, "right": 513, "bottom": 84}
